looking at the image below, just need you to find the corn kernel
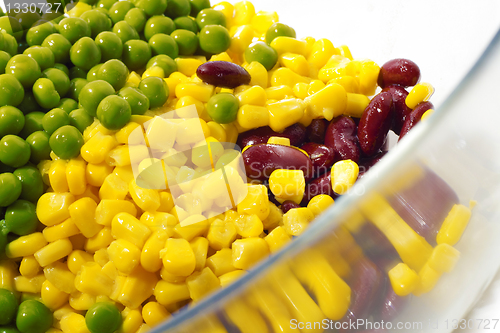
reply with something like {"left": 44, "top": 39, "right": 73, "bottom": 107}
{"left": 142, "top": 66, "right": 165, "bottom": 79}
{"left": 37, "top": 192, "right": 75, "bottom": 227}
{"left": 270, "top": 68, "right": 310, "bottom": 87}
{"left": 206, "top": 218, "right": 237, "bottom": 250}
{"left": 142, "top": 302, "right": 170, "bottom": 327}
{"left": 264, "top": 226, "right": 291, "bottom": 252}
{"left": 95, "top": 199, "right": 137, "bottom": 226}
{"left": 141, "top": 230, "right": 169, "bottom": 273}
{"left": 308, "top": 38, "right": 337, "bottom": 69}
{"left": 117, "top": 266, "right": 157, "bottom": 309}
{"left": 428, "top": 243, "right": 460, "bottom": 273}
{"left": 420, "top": 108, "right": 434, "bottom": 121}
{"left": 233, "top": 0, "right": 255, "bottom": 25}
{"left": 232, "top": 237, "right": 269, "bottom": 270}
{"left": 145, "top": 116, "right": 178, "bottom": 151}
{"left": 44, "top": 262, "right": 77, "bottom": 293}
{"left": 20, "top": 256, "right": 41, "bottom": 277}
{"left": 67, "top": 250, "right": 93, "bottom": 275}
{"left": 331, "top": 159, "right": 359, "bottom": 195}
{"left": 234, "top": 214, "right": 264, "bottom": 238}
{"left": 206, "top": 248, "right": 236, "bottom": 276}
{"left": 86, "top": 163, "right": 113, "bottom": 187}
{"left": 229, "top": 24, "right": 254, "bottom": 53}
{"left": 60, "top": 312, "right": 91, "bottom": 333}
{"left": 224, "top": 298, "right": 268, "bottom": 333}
{"left": 335, "top": 45, "right": 353, "bottom": 60}
{"left": 305, "top": 83, "right": 347, "bottom": 121}
{"left": 85, "top": 227, "right": 114, "bottom": 253}
{"left": 84, "top": 120, "right": 115, "bottom": 141}
{"left": 119, "top": 308, "right": 143, "bottom": 333}
{"left": 154, "top": 280, "right": 190, "bottom": 306}
{"left": 250, "top": 287, "right": 295, "bottom": 333}
{"left": 282, "top": 207, "right": 314, "bottom": 237}
{"left": 65, "top": 158, "right": 87, "bottom": 196}
{"left": 328, "top": 76, "right": 359, "bottom": 93}
{"left": 107, "top": 239, "right": 141, "bottom": 275}
{"left": 49, "top": 159, "right": 69, "bottom": 193}
{"left": 236, "top": 184, "right": 270, "bottom": 221}
{"left": 75, "top": 262, "right": 114, "bottom": 296}
{"left": 14, "top": 274, "right": 45, "bottom": 293}
{"left": 292, "top": 82, "right": 309, "bottom": 99}
{"left": 6, "top": 232, "right": 48, "bottom": 258}
{"left": 358, "top": 60, "right": 380, "bottom": 95}
{"left": 267, "top": 98, "right": 305, "bottom": 132}
{"left": 69, "top": 292, "right": 96, "bottom": 310}
{"left": 388, "top": 263, "right": 419, "bottom": 296}
{"left": 186, "top": 267, "right": 220, "bottom": 301}
{"left": 262, "top": 202, "right": 283, "bottom": 230}
{"left": 344, "top": 93, "right": 370, "bottom": 118}
{"left": 318, "top": 55, "right": 351, "bottom": 83}
{"left": 234, "top": 85, "right": 266, "bottom": 106}
{"left": 81, "top": 132, "right": 118, "bottom": 165}
{"left": 243, "top": 61, "right": 268, "bottom": 88}
{"left": 106, "top": 145, "right": 148, "bottom": 167}
{"left": 269, "top": 169, "right": 305, "bottom": 204}
{"left": 270, "top": 36, "right": 308, "bottom": 56}
{"left": 406, "top": 83, "right": 434, "bottom": 109}
{"left": 175, "top": 83, "right": 214, "bottom": 103}
{"left": 129, "top": 179, "right": 161, "bottom": 212}
{"left": 41, "top": 279, "right": 69, "bottom": 310}
{"left": 236, "top": 104, "right": 269, "bottom": 129}
{"left": 190, "top": 237, "right": 209, "bottom": 271}
{"left": 99, "top": 173, "right": 129, "bottom": 200}
{"left": 115, "top": 122, "right": 143, "bottom": 145}
{"left": 94, "top": 248, "right": 109, "bottom": 266}
{"left": 210, "top": 52, "right": 233, "bottom": 63}
{"left": 279, "top": 52, "right": 309, "bottom": 76}
{"left": 112, "top": 212, "right": 152, "bottom": 248}
{"left": 175, "top": 57, "right": 204, "bottom": 77}
{"left": 307, "top": 194, "right": 334, "bottom": 216}
{"left": 34, "top": 238, "right": 73, "bottom": 267}
{"left": 161, "top": 238, "right": 196, "bottom": 277}
{"left": 412, "top": 263, "right": 442, "bottom": 296}
{"left": 69, "top": 197, "right": 102, "bottom": 238}
{"left": 436, "top": 204, "right": 471, "bottom": 246}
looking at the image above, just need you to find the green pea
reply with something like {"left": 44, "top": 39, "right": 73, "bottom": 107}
{"left": 57, "top": 98, "right": 78, "bottom": 113}
{"left": 0, "top": 31, "right": 4, "bottom": 50}
{"left": 0, "top": 51, "right": 11, "bottom": 74}
{"left": 199, "top": 24, "right": 230, "bottom": 54}
{"left": 109, "top": 0, "right": 135, "bottom": 24}
{"left": 144, "top": 16, "right": 176, "bottom": 41}
{"left": 97, "top": 0, "right": 116, "bottom": 10}
{"left": 23, "top": 46, "right": 55, "bottom": 71}
{"left": 206, "top": 92, "right": 238, "bottom": 124}
{"left": 26, "top": 20, "right": 56, "bottom": 46}
{"left": 0, "top": 16, "right": 23, "bottom": 41}
{"left": 80, "top": 9, "right": 112, "bottom": 38}
{"left": 15, "top": 12, "right": 41, "bottom": 31}
{"left": 147, "top": 55, "right": 177, "bottom": 78}
{"left": 173, "top": 16, "right": 198, "bottom": 33}
{"left": 112, "top": 20, "right": 140, "bottom": 43}
{"left": 95, "top": 31, "right": 123, "bottom": 62}
{"left": 70, "top": 37, "right": 101, "bottom": 71}
{"left": 0, "top": 74, "right": 24, "bottom": 107}
{"left": 0, "top": 227, "right": 6, "bottom": 256}
{"left": 5, "top": 200, "right": 38, "bottom": 236}
{"left": 69, "top": 66, "right": 87, "bottom": 80}
{"left": 138, "top": 0, "right": 168, "bottom": 16}
{"left": 13, "top": 166, "right": 44, "bottom": 203}
{"left": 124, "top": 8, "right": 147, "bottom": 33}
{"left": 3, "top": 32, "right": 18, "bottom": 57}
{"left": 0, "top": 289, "right": 18, "bottom": 325}
{"left": 19, "top": 112, "right": 44, "bottom": 139}
{"left": 265, "top": 22, "right": 296, "bottom": 44}
{"left": 171, "top": 29, "right": 198, "bottom": 56}
{"left": 189, "top": 0, "right": 211, "bottom": 17}
{"left": 96, "top": 59, "right": 129, "bottom": 91}
{"left": 26, "top": 131, "right": 50, "bottom": 164}
{"left": 42, "top": 108, "right": 70, "bottom": 135}
{"left": 42, "top": 67, "right": 70, "bottom": 97}
{"left": 16, "top": 91, "right": 39, "bottom": 115}
{"left": 16, "top": 300, "right": 52, "bottom": 333}
{"left": 97, "top": 95, "right": 131, "bottom": 130}
{"left": 68, "top": 78, "right": 88, "bottom": 100}
{"left": 0, "top": 106, "right": 24, "bottom": 137}
{"left": 0, "top": 135, "right": 30, "bottom": 168}
{"left": 0, "top": 173, "right": 21, "bottom": 207}
{"left": 87, "top": 63, "right": 103, "bottom": 82}
{"left": 5, "top": 54, "right": 41, "bottom": 88}
{"left": 41, "top": 33, "right": 71, "bottom": 64}
{"left": 69, "top": 108, "right": 94, "bottom": 133}
{"left": 81, "top": 0, "right": 99, "bottom": 6}
{"left": 139, "top": 76, "right": 168, "bottom": 108}
{"left": 122, "top": 39, "right": 151, "bottom": 70}
{"left": 166, "top": 0, "right": 191, "bottom": 19}
{"left": 53, "top": 63, "right": 70, "bottom": 77}
{"left": 196, "top": 8, "right": 226, "bottom": 30}
{"left": 78, "top": 80, "right": 115, "bottom": 117}
{"left": 148, "top": 33, "right": 178, "bottom": 59}
{"left": 118, "top": 86, "right": 149, "bottom": 115}
{"left": 85, "top": 302, "right": 121, "bottom": 333}
{"left": 49, "top": 125, "right": 84, "bottom": 160}
{"left": 33, "top": 77, "right": 60, "bottom": 109}
{"left": 58, "top": 17, "right": 91, "bottom": 44}
{"left": 244, "top": 41, "right": 278, "bottom": 71}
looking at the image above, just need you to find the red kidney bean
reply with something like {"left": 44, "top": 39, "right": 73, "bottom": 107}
{"left": 196, "top": 61, "right": 251, "bottom": 88}
{"left": 357, "top": 151, "right": 387, "bottom": 179}
{"left": 387, "top": 167, "right": 458, "bottom": 244}
{"left": 382, "top": 85, "right": 412, "bottom": 135}
{"left": 300, "top": 142, "right": 334, "bottom": 178}
{"left": 242, "top": 144, "right": 313, "bottom": 181}
{"left": 379, "top": 284, "right": 409, "bottom": 323}
{"left": 281, "top": 200, "right": 301, "bottom": 213}
{"left": 324, "top": 116, "right": 360, "bottom": 163}
{"left": 305, "top": 118, "right": 328, "bottom": 143}
{"left": 302, "top": 171, "right": 338, "bottom": 204}
{"left": 398, "top": 101, "right": 433, "bottom": 141}
{"left": 357, "top": 91, "right": 394, "bottom": 157}
{"left": 236, "top": 124, "right": 306, "bottom": 149}
{"left": 340, "top": 258, "right": 384, "bottom": 332}
{"left": 377, "top": 58, "right": 421, "bottom": 88}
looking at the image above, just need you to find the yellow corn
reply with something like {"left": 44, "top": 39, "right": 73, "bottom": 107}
{"left": 44, "top": 262, "right": 77, "bottom": 293}
{"left": 81, "top": 132, "right": 118, "bottom": 164}
{"left": 331, "top": 159, "right": 359, "bottom": 195}
{"left": 84, "top": 121, "right": 116, "bottom": 141}
{"left": 235, "top": 85, "right": 267, "bottom": 106}
{"left": 119, "top": 308, "right": 143, "bottom": 333}
{"left": 174, "top": 215, "right": 210, "bottom": 239}
{"left": 237, "top": 104, "right": 269, "bottom": 129}
{"left": 388, "top": 263, "right": 419, "bottom": 296}
{"left": 176, "top": 57, "right": 205, "bottom": 77}
{"left": 335, "top": 45, "right": 353, "bottom": 60}
{"left": 307, "top": 79, "right": 325, "bottom": 96}
{"left": 41, "top": 279, "right": 69, "bottom": 310}
{"left": 99, "top": 173, "right": 129, "bottom": 200}
{"left": 190, "top": 237, "right": 209, "bottom": 271}
{"left": 267, "top": 98, "right": 305, "bottom": 132}
{"left": 126, "top": 71, "right": 141, "bottom": 87}
{"left": 141, "top": 230, "right": 169, "bottom": 273}
{"left": 69, "top": 292, "right": 96, "bottom": 310}
{"left": 86, "top": 163, "right": 113, "bottom": 187}
{"left": 270, "top": 36, "right": 308, "bottom": 56}
{"left": 293, "top": 82, "right": 309, "bottom": 99}
{"left": 115, "top": 122, "right": 143, "bottom": 145}
{"left": 270, "top": 67, "right": 310, "bottom": 87}
{"left": 158, "top": 192, "right": 175, "bottom": 213}
{"left": 176, "top": 96, "right": 206, "bottom": 118}
{"left": 210, "top": 52, "right": 233, "bottom": 62}
{"left": 305, "top": 83, "right": 347, "bottom": 121}
{"left": 269, "top": 169, "right": 305, "bottom": 204}
{"left": 93, "top": 248, "right": 109, "bottom": 267}
{"left": 307, "top": 194, "right": 334, "bottom": 217}
{"left": 142, "top": 66, "right": 165, "bottom": 79}
{"left": 19, "top": 256, "right": 41, "bottom": 277}
{"left": 218, "top": 271, "right": 245, "bottom": 288}
{"left": 69, "top": 197, "right": 102, "bottom": 238}
{"left": 67, "top": 250, "right": 93, "bottom": 275}
{"left": 14, "top": 274, "right": 45, "bottom": 293}
{"left": 278, "top": 53, "right": 309, "bottom": 77}
{"left": 206, "top": 248, "right": 236, "bottom": 276}
{"left": 6, "top": 232, "right": 47, "bottom": 258}
{"left": 234, "top": 214, "right": 264, "bottom": 238}
{"left": 264, "top": 226, "right": 291, "bottom": 252}
{"left": 344, "top": 93, "right": 370, "bottom": 118}
{"left": 129, "top": 180, "right": 161, "bottom": 212}
{"left": 308, "top": 38, "right": 337, "bottom": 69}
{"left": 262, "top": 202, "right": 283, "bottom": 230}
{"left": 84, "top": 227, "right": 114, "bottom": 253}
{"left": 224, "top": 298, "right": 269, "bottom": 333}
{"left": 75, "top": 262, "right": 114, "bottom": 296}
{"left": 237, "top": 184, "right": 270, "bottom": 220}
{"left": 140, "top": 212, "right": 177, "bottom": 235}
{"left": 117, "top": 265, "right": 158, "bottom": 309}
{"left": 49, "top": 159, "right": 69, "bottom": 193}
{"left": 230, "top": 25, "right": 254, "bottom": 53}
{"left": 267, "top": 136, "right": 290, "bottom": 146}
{"left": 282, "top": 207, "right": 314, "bottom": 236}
{"left": 113, "top": 166, "right": 135, "bottom": 184}
{"left": 328, "top": 76, "right": 360, "bottom": 93}
{"left": 250, "top": 287, "right": 296, "bottom": 333}
{"left": 142, "top": 301, "right": 170, "bottom": 327}
{"left": 250, "top": 10, "right": 278, "bottom": 33}
{"left": 60, "top": 312, "right": 91, "bottom": 333}
{"left": 154, "top": 280, "right": 190, "bottom": 307}
{"left": 428, "top": 243, "right": 460, "bottom": 273}
{"left": 66, "top": 158, "right": 87, "bottom": 196}
{"left": 243, "top": 61, "right": 268, "bottom": 88}
{"left": 175, "top": 83, "right": 214, "bottom": 103}
{"left": 95, "top": 199, "right": 137, "bottom": 226}
{"left": 420, "top": 108, "right": 434, "bottom": 121}
{"left": 161, "top": 238, "right": 196, "bottom": 277}
{"left": 233, "top": 0, "right": 255, "bottom": 26}
{"left": 207, "top": 218, "right": 238, "bottom": 250}
{"left": 34, "top": 238, "right": 73, "bottom": 267}
{"left": 318, "top": 55, "right": 351, "bottom": 83}
{"left": 41, "top": 218, "right": 77, "bottom": 243}
{"left": 186, "top": 267, "right": 220, "bottom": 301}
{"left": 406, "top": 83, "right": 434, "bottom": 109}
{"left": 358, "top": 60, "right": 380, "bottom": 95}
{"left": 106, "top": 145, "right": 149, "bottom": 167}
{"left": 112, "top": 212, "right": 152, "bottom": 248}
{"left": 232, "top": 237, "right": 269, "bottom": 269}
{"left": 37, "top": 192, "right": 75, "bottom": 227}
{"left": 436, "top": 204, "right": 471, "bottom": 246}
{"left": 412, "top": 263, "right": 442, "bottom": 296}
